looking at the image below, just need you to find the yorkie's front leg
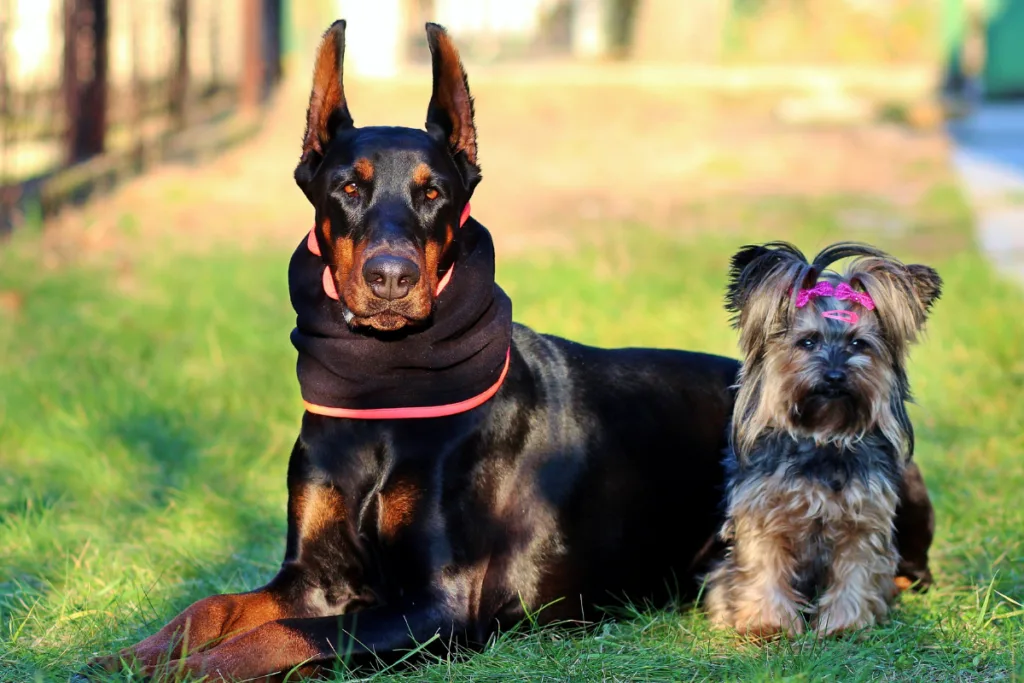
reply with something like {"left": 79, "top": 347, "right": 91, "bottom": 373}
{"left": 815, "top": 490, "right": 899, "bottom": 635}
{"left": 706, "top": 516, "right": 806, "bottom": 637}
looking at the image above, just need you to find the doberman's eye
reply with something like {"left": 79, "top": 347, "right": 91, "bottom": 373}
{"left": 425, "top": 187, "right": 439, "bottom": 201}
{"left": 342, "top": 183, "right": 359, "bottom": 197}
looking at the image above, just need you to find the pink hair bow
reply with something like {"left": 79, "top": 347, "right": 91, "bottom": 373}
{"left": 833, "top": 282, "right": 875, "bottom": 310}
{"left": 795, "top": 281, "right": 875, "bottom": 310}
{"left": 794, "top": 281, "right": 834, "bottom": 308}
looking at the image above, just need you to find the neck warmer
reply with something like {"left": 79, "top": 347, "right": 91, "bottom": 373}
{"left": 288, "top": 215, "right": 513, "bottom": 419}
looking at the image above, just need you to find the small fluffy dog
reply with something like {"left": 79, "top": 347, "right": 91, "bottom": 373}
{"left": 705, "top": 242, "right": 941, "bottom": 636}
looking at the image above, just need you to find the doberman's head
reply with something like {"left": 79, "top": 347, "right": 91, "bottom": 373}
{"left": 295, "top": 21, "right": 481, "bottom": 333}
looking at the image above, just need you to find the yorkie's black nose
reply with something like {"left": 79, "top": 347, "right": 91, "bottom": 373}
{"left": 824, "top": 369, "right": 847, "bottom": 385}
{"left": 363, "top": 255, "right": 420, "bottom": 300}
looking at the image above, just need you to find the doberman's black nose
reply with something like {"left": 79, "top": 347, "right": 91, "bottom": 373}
{"left": 362, "top": 255, "right": 420, "bottom": 301}
{"left": 824, "top": 369, "right": 847, "bottom": 385}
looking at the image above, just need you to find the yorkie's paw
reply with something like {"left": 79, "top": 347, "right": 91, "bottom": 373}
{"left": 815, "top": 603, "right": 879, "bottom": 636}
{"left": 729, "top": 600, "right": 805, "bottom": 638}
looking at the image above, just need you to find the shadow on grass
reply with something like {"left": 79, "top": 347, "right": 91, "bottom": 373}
{"left": 0, "top": 249, "right": 297, "bottom": 680}
{"left": 308, "top": 596, "right": 1019, "bottom": 682}
{"left": 86, "top": 404, "right": 290, "bottom": 653}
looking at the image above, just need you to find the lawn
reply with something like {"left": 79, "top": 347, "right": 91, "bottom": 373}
{"left": 1, "top": 185, "right": 1022, "bottom": 681}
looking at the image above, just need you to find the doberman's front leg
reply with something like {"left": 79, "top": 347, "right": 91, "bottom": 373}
{"left": 894, "top": 461, "right": 935, "bottom": 591}
{"left": 89, "top": 566, "right": 308, "bottom": 672}
{"left": 148, "top": 601, "right": 455, "bottom": 682}
{"left": 91, "top": 437, "right": 353, "bottom": 673}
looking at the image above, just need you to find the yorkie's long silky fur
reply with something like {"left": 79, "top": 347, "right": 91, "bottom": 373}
{"left": 705, "top": 241, "right": 941, "bottom": 636}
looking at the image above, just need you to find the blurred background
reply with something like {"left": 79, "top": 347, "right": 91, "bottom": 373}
{"left": 1, "top": 2, "right": 1023, "bottom": 681}
{"left": 0, "top": 0, "right": 1022, "bottom": 239}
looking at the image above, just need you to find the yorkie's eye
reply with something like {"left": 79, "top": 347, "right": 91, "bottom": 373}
{"left": 798, "top": 337, "right": 818, "bottom": 351}
{"left": 424, "top": 187, "right": 440, "bottom": 201}
{"left": 850, "top": 338, "right": 870, "bottom": 351}
{"left": 342, "top": 182, "right": 359, "bottom": 197}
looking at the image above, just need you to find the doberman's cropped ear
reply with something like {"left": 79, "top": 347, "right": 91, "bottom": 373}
{"left": 424, "top": 23, "right": 481, "bottom": 193}
{"left": 295, "top": 20, "right": 354, "bottom": 199}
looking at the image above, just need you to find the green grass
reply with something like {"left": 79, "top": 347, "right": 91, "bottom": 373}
{"left": 1, "top": 189, "right": 1022, "bottom": 681}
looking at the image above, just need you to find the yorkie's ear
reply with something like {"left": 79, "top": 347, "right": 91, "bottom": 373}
{"left": 725, "top": 245, "right": 772, "bottom": 316}
{"left": 906, "top": 264, "right": 943, "bottom": 312}
{"left": 848, "top": 258, "right": 941, "bottom": 345}
{"left": 725, "top": 242, "right": 813, "bottom": 356}
{"left": 725, "top": 242, "right": 811, "bottom": 317}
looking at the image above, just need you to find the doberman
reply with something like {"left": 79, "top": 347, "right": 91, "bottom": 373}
{"left": 90, "top": 22, "right": 935, "bottom": 682}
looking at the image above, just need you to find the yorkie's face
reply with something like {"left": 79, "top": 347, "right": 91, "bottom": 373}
{"left": 766, "top": 286, "right": 894, "bottom": 438}
{"left": 725, "top": 241, "right": 942, "bottom": 455}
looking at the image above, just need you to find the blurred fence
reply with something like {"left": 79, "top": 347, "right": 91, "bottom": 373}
{"left": 0, "top": 0, "right": 977, "bottom": 233}
{"left": 373, "top": 0, "right": 944, "bottom": 65}
{"left": 0, "top": 0, "right": 284, "bottom": 232}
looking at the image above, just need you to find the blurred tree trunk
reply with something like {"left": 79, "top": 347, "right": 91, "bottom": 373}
{"left": 630, "top": 0, "right": 726, "bottom": 63}
{"left": 241, "top": 0, "right": 264, "bottom": 110}
{"left": 571, "top": 0, "right": 641, "bottom": 60}
{"left": 170, "top": 0, "right": 189, "bottom": 130}
{"left": 64, "top": 0, "right": 108, "bottom": 163}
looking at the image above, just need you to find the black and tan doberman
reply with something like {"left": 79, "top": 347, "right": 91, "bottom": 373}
{"left": 90, "top": 21, "right": 934, "bottom": 681}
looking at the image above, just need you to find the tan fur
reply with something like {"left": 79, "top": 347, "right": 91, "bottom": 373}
{"left": 94, "top": 591, "right": 289, "bottom": 673}
{"left": 294, "top": 484, "right": 347, "bottom": 544}
{"left": 353, "top": 157, "right": 374, "bottom": 181}
{"left": 412, "top": 162, "right": 432, "bottom": 186}
{"left": 707, "top": 467, "right": 899, "bottom": 636}
{"left": 816, "top": 502, "right": 899, "bottom": 634}
{"left": 423, "top": 239, "right": 444, "bottom": 295}
{"left": 143, "top": 620, "right": 321, "bottom": 682}
{"left": 378, "top": 477, "right": 420, "bottom": 541}
{"left": 705, "top": 504, "right": 807, "bottom": 636}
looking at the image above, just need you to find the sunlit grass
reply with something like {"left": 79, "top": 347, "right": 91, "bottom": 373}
{"left": 1, "top": 189, "right": 1021, "bottom": 681}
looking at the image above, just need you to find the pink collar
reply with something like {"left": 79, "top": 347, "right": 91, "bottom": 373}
{"left": 308, "top": 202, "right": 471, "bottom": 300}
{"left": 304, "top": 348, "right": 510, "bottom": 420}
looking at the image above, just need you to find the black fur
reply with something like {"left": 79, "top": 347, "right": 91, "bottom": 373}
{"left": 725, "top": 432, "right": 901, "bottom": 496}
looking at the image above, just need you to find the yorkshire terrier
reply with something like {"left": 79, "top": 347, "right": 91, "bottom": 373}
{"left": 705, "top": 242, "right": 942, "bottom": 636}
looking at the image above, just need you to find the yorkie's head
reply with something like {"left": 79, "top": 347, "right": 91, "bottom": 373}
{"left": 725, "top": 242, "right": 941, "bottom": 459}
